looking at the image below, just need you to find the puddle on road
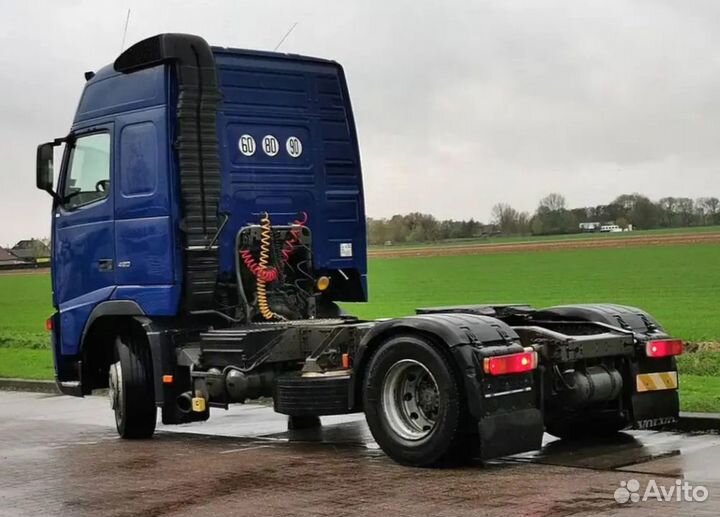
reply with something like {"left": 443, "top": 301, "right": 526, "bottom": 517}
{"left": 163, "top": 416, "right": 720, "bottom": 481}
{"left": 501, "top": 430, "right": 720, "bottom": 481}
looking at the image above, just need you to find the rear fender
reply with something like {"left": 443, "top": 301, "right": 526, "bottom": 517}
{"left": 350, "top": 313, "right": 520, "bottom": 409}
{"left": 537, "top": 303, "right": 679, "bottom": 429}
{"left": 350, "top": 313, "right": 545, "bottom": 459}
{"left": 535, "top": 303, "right": 666, "bottom": 336}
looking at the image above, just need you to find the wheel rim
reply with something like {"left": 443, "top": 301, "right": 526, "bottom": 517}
{"left": 381, "top": 359, "right": 440, "bottom": 441}
{"left": 108, "top": 361, "right": 123, "bottom": 425}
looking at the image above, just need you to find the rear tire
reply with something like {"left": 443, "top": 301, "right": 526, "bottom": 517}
{"left": 109, "top": 331, "right": 157, "bottom": 439}
{"left": 363, "top": 334, "right": 474, "bottom": 467}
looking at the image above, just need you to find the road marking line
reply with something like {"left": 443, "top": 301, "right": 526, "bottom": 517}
{"left": 219, "top": 445, "right": 272, "bottom": 455}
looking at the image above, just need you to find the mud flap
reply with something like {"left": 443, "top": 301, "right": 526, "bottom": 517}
{"left": 478, "top": 408, "right": 544, "bottom": 460}
{"left": 632, "top": 390, "right": 679, "bottom": 430}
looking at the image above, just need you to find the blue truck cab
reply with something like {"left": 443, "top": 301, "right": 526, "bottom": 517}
{"left": 36, "top": 34, "right": 680, "bottom": 467}
{"left": 39, "top": 34, "right": 367, "bottom": 389}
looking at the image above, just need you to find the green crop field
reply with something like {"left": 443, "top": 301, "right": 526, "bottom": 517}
{"left": 0, "top": 241, "right": 718, "bottom": 411}
{"left": 350, "top": 244, "right": 720, "bottom": 342}
{"left": 369, "top": 224, "right": 720, "bottom": 250}
{"left": 0, "top": 273, "right": 52, "bottom": 349}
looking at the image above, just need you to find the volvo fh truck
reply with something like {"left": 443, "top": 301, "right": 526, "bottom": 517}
{"left": 36, "top": 34, "right": 682, "bottom": 467}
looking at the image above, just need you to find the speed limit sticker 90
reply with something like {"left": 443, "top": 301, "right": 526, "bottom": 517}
{"left": 286, "top": 136, "right": 303, "bottom": 158}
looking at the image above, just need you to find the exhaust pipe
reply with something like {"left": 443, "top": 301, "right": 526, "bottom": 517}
{"left": 177, "top": 391, "right": 193, "bottom": 414}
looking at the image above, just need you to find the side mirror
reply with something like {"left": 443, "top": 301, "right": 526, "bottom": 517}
{"left": 36, "top": 142, "right": 55, "bottom": 193}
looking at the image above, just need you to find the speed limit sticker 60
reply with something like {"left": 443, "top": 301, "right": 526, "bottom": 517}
{"left": 238, "top": 134, "right": 256, "bottom": 156}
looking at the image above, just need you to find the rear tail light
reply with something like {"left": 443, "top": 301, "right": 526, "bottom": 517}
{"left": 45, "top": 316, "right": 54, "bottom": 332}
{"left": 645, "top": 339, "right": 683, "bottom": 358}
{"left": 483, "top": 350, "right": 538, "bottom": 376}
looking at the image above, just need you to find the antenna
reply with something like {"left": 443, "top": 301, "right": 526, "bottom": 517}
{"left": 120, "top": 8, "right": 131, "bottom": 52}
{"left": 273, "top": 21, "right": 298, "bottom": 52}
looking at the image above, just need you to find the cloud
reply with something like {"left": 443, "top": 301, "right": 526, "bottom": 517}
{"left": 1, "top": 0, "right": 719, "bottom": 244}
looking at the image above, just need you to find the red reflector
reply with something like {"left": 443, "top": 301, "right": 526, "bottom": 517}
{"left": 45, "top": 317, "right": 53, "bottom": 332}
{"left": 483, "top": 351, "right": 538, "bottom": 376}
{"left": 646, "top": 339, "right": 683, "bottom": 358}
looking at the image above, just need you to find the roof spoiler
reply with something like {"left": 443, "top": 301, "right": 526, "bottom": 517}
{"left": 114, "top": 33, "right": 215, "bottom": 76}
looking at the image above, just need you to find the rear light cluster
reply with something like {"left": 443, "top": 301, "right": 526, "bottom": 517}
{"left": 645, "top": 339, "right": 684, "bottom": 358}
{"left": 483, "top": 350, "right": 538, "bottom": 376}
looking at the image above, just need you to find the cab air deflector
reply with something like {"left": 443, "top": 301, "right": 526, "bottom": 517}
{"left": 115, "top": 33, "right": 222, "bottom": 311}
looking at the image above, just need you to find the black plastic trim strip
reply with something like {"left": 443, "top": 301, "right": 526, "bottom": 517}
{"left": 115, "top": 33, "right": 222, "bottom": 311}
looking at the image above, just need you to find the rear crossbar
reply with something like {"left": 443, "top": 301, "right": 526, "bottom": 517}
{"left": 512, "top": 324, "right": 635, "bottom": 362}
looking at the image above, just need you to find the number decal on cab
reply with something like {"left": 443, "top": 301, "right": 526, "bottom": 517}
{"left": 286, "top": 136, "right": 303, "bottom": 158}
{"left": 238, "top": 134, "right": 256, "bottom": 156}
{"left": 262, "top": 135, "right": 279, "bottom": 156}
{"left": 239, "top": 134, "right": 303, "bottom": 158}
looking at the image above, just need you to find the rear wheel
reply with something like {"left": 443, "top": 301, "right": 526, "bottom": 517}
{"left": 363, "top": 334, "right": 474, "bottom": 467}
{"left": 109, "top": 331, "right": 157, "bottom": 439}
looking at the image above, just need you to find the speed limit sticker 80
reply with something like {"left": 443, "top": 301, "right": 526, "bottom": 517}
{"left": 238, "top": 134, "right": 303, "bottom": 158}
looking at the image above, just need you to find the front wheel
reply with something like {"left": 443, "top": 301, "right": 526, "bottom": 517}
{"left": 363, "top": 334, "right": 474, "bottom": 467}
{"left": 109, "top": 331, "right": 157, "bottom": 439}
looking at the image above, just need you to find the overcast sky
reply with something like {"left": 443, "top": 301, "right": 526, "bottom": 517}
{"left": 1, "top": 0, "right": 719, "bottom": 245}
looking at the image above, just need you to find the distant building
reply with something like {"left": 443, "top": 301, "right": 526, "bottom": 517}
{"left": 600, "top": 224, "right": 623, "bottom": 233}
{"left": 579, "top": 222, "right": 601, "bottom": 232}
{"left": 11, "top": 239, "right": 51, "bottom": 262}
{"left": 579, "top": 221, "right": 632, "bottom": 233}
{"left": 0, "top": 247, "right": 26, "bottom": 267}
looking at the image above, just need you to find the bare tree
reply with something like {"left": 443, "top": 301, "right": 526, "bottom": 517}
{"left": 698, "top": 197, "right": 719, "bottom": 224}
{"left": 492, "top": 203, "right": 529, "bottom": 235}
{"left": 676, "top": 197, "right": 694, "bottom": 226}
{"left": 538, "top": 193, "right": 566, "bottom": 212}
{"left": 658, "top": 197, "right": 677, "bottom": 227}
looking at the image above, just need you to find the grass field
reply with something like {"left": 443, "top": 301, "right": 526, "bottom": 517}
{"left": 350, "top": 244, "right": 720, "bottom": 342}
{"left": 0, "top": 238, "right": 718, "bottom": 411}
{"left": 0, "top": 348, "right": 54, "bottom": 380}
{"left": 0, "top": 273, "right": 52, "bottom": 348}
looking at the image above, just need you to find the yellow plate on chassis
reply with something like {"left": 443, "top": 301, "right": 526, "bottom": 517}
{"left": 636, "top": 371, "right": 678, "bottom": 392}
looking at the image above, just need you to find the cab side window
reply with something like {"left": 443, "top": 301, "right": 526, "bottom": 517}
{"left": 62, "top": 133, "right": 111, "bottom": 209}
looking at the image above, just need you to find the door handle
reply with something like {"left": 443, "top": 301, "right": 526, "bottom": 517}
{"left": 98, "top": 259, "right": 113, "bottom": 272}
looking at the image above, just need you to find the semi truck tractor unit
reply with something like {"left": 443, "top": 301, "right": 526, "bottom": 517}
{"left": 36, "top": 34, "right": 682, "bottom": 467}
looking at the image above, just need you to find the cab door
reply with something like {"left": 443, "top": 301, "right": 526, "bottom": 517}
{"left": 53, "top": 128, "right": 115, "bottom": 356}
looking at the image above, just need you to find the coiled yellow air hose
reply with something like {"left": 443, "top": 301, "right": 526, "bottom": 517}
{"left": 257, "top": 213, "right": 284, "bottom": 321}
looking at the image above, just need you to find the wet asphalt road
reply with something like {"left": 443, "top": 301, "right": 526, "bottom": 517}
{"left": 1, "top": 391, "right": 719, "bottom": 517}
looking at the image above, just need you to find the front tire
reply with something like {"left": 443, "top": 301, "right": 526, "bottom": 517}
{"left": 109, "top": 331, "right": 157, "bottom": 439}
{"left": 363, "top": 334, "right": 474, "bottom": 467}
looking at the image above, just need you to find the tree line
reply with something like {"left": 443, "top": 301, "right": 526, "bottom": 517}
{"left": 367, "top": 193, "right": 720, "bottom": 245}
